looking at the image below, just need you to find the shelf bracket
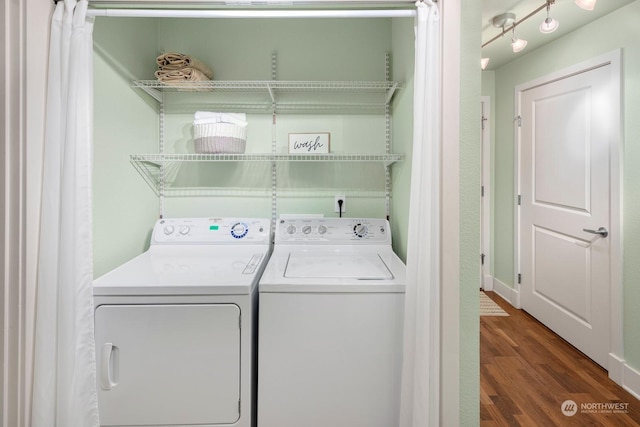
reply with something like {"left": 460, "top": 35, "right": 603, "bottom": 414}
{"left": 135, "top": 84, "right": 163, "bottom": 103}
{"left": 385, "top": 82, "right": 398, "bottom": 105}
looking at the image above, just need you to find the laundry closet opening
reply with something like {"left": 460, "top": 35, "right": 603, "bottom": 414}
{"left": 91, "top": 12, "right": 416, "bottom": 278}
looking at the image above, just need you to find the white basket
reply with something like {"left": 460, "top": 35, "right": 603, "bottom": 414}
{"left": 194, "top": 122, "right": 247, "bottom": 154}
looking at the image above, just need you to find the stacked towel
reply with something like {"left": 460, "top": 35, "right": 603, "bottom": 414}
{"left": 155, "top": 52, "right": 213, "bottom": 86}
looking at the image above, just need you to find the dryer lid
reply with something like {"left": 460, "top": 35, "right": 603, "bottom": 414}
{"left": 284, "top": 251, "right": 393, "bottom": 280}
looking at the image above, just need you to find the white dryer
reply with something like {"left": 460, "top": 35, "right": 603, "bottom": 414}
{"left": 93, "top": 217, "right": 271, "bottom": 427}
{"left": 258, "top": 217, "right": 406, "bottom": 427}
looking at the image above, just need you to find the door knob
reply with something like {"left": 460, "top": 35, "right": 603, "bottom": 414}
{"left": 582, "top": 227, "right": 608, "bottom": 238}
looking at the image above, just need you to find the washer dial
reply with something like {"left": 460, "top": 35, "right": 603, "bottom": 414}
{"left": 231, "top": 222, "right": 248, "bottom": 239}
{"left": 353, "top": 223, "right": 368, "bottom": 238}
{"left": 286, "top": 225, "right": 297, "bottom": 235}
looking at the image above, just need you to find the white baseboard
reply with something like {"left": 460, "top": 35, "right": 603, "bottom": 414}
{"left": 491, "top": 277, "right": 520, "bottom": 309}
{"left": 608, "top": 353, "right": 625, "bottom": 385}
{"left": 622, "top": 363, "right": 640, "bottom": 400}
{"left": 481, "top": 274, "right": 494, "bottom": 291}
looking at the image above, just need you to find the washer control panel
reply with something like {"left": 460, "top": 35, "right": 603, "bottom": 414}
{"left": 276, "top": 217, "right": 391, "bottom": 244}
{"left": 152, "top": 218, "right": 271, "bottom": 245}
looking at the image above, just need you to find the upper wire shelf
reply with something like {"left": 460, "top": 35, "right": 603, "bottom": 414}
{"left": 132, "top": 79, "right": 403, "bottom": 107}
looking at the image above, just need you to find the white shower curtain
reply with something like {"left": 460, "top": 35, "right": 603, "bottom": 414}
{"left": 400, "top": 1, "right": 441, "bottom": 426}
{"left": 31, "top": 1, "right": 99, "bottom": 426}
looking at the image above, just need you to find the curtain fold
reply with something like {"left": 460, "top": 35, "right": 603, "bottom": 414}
{"left": 31, "top": 1, "right": 99, "bottom": 426}
{"left": 400, "top": 1, "right": 441, "bottom": 426}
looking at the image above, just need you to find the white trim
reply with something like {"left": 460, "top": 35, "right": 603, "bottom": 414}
{"left": 514, "top": 50, "right": 623, "bottom": 375}
{"left": 622, "top": 363, "right": 640, "bottom": 400}
{"left": 480, "top": 96, "right": 491, "bottom": 290}
{"left": 440, "top": 0, "right": 460, "bottom": 424}
{"left": 482, "top": 274, "right": 494, "bottom": 291}
{"left": 86, "top": 8, "right": 417, "bottom": 18}
{"left": 2, "top": 0, "right": 28, "bottom": 425}
{"left": 491, "top": 277, "right": 520, "bottom": 309}
{"left": 608, "top": 353, "right": 625, "bottom": 385}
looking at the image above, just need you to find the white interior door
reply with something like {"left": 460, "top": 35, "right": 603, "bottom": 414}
{"left": 518, "top": 63, "right": 615, "bottom": 368}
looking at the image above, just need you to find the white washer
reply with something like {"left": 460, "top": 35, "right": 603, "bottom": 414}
{"left": 258, "top": 217, "right": 406, "bottom": 427}
{"left": 93, "top": 217, "right": 271, "bottom": 427}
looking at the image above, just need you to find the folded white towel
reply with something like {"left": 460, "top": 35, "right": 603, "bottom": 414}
{"left": 193, "top": 111, "right": 248, "bottom": 127}
{"left": 156, "top": 52, "right": 213, "bottom": 79}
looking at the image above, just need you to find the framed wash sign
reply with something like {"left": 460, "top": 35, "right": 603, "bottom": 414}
{"left": 288, "top": 133, "right": 330, "bottom": 154}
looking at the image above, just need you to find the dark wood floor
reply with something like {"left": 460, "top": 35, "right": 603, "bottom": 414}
{"left": 481, "top": 291, "right": 640, "bottom": 426}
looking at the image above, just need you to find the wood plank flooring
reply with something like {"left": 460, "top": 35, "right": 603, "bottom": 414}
{"left": 481, "top": 291, "right": 640, "bottom": 426}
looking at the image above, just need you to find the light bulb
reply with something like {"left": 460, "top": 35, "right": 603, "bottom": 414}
{"left": 511, "top": 38, "right": 528, "bottom": 53}
{"left": 539, "top": 17, "right": 559, "bottom": 33}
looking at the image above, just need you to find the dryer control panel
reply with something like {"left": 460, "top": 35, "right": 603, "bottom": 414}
{"left": 152, "top": 217, "right": 271, "bottom": 245}
{"left": 276, "top": 217, "right": 391, "bottom": 244}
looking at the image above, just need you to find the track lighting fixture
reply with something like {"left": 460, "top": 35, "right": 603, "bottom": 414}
{"left": 575, "top": 0, "right": 596, "bottom": 11}
{"left": 539, "top": 2, "right": 559, "bottom": 34}
{"left": 481, "top": 0, "right": 597, "bottom": 69}
{"left": 511, "top": 27, "right": 528, "bottom": 53}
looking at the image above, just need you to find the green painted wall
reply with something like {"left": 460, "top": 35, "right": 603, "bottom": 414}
{"left": 460, "top": 0, "right": 482, "bottom": 424}
{"left": 93, "top": 18, "right": 160, "bottom": 278}
{"left": 390, "top": 17, "right": 415, "bottom": 261}
{"left": 93, "top": 17, "right": 415, "bottom": 271}
{"left": 489, "top": 1, "right": 640, "bottom": 370}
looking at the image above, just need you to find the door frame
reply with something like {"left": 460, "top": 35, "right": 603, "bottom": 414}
{"left": 514, "top": 50, "right": 623, "bottom": 379}
{"left": 481, "top": 96, "right": 492, "bottom": 290}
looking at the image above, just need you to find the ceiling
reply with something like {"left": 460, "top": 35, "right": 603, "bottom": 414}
{"left": 481, "top": 0, "right": 634, "bottom": 70}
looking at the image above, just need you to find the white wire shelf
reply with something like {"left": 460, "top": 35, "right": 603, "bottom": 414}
{"left": 132, "top": 79, "right": 403, "bottom": 109}
{"left": 130, "top": 153, "right": 404, "bottom": 196}
{"left": 131, "top": 153, "right": 404, "bottom": 164}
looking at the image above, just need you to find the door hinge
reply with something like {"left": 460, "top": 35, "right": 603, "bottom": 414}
{"left": 516, "top": 115, "right": 522, "bottom": 127}
{"left": 518, "top": 273, "right": 522, "bottom": 284}
{"left": 481, "top": 253, "right": 485, "bottom": 265}
{"left": 518, "top": 195, "right": 521, "bottom": 205}
{"left": 481, "top": 186, "right": 484, "bottom": 197}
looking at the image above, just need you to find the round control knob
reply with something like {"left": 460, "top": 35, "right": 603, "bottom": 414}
{"left": 353, "top": 223, "right": 368, "bottom": 238}
{"left": 163, "top": 225, "right": 175, "bottom": 235}
{"left": 317, "top": 225, "right": 328, "bottom": 235}
{"left": 302, "top": 225, "right": 312, "bottom": 235}
{"left": 286, "top": 225, "right": 297, "bottom": 235}
{"left": 179, "top": 225, "right": 190, "bottom": 235}
{"left": 231, "top": 222, "right": 248, "bottom": 239}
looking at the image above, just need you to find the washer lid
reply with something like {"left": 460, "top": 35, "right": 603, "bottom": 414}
{"left": 284, "top": 251, "right": 393, "bottom": 280}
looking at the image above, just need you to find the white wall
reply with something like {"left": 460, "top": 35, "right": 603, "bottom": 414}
{"left": 2, "top": 1, "right": 52, "bottom": 426}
